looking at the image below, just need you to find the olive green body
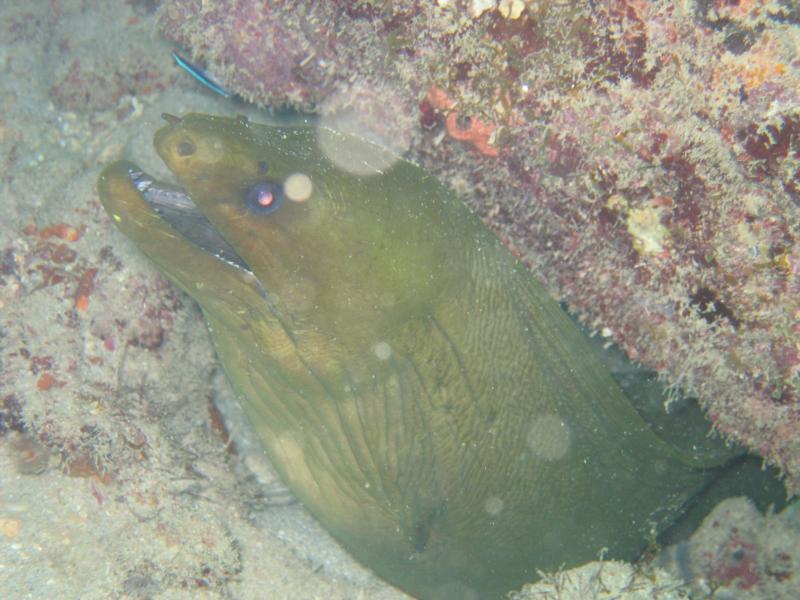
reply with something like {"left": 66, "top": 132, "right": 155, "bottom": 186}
{"left": 99, "top": 114, "right": 722, "bottom": 599}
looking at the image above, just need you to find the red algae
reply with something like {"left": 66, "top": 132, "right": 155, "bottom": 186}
{"left": 158, "top": 0, "right": 800, "bottom": 492}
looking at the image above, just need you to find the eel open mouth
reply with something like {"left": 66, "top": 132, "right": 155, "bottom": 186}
{"left": 123, "top": 164, "right": 253, "bottom": 274}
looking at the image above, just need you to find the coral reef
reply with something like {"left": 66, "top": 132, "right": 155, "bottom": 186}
{"left": 665, "top": 496, "right": 800, "bottom": 598}
{"left": 159, "top": 0, "right": 800, "bottom": 491}
{"left": 0, "top": 0, "right": 797, "bottom": 597}
{"left": 510, "top": 560, "right": 690, "bottom": 600}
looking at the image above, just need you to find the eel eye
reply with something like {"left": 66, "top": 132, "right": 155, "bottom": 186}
{"left": 245, "top": 181, "right": 283, "bottom": 215}
{"left": 177, "top": 139, "right": 196, "bottom": 156}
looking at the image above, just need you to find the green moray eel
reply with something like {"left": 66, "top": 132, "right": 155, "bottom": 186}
{"left": 98, "top": 114, "right": 733, "bottom": 600}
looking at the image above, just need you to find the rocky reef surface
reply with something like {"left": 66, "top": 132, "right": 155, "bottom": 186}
{"left": 1, "top": 1, "right": 799, "bottom": 598}
{"left": 159, "top": 0, "right": 800, "bottom": 491}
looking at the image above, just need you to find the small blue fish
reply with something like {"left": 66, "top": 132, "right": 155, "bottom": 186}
{"left": 171, "top": 51, "right": 232, "bottom": 98}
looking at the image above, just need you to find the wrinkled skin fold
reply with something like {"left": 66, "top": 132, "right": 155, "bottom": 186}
{"left": 98, "top": 114, "right": 731, "bottom": 600}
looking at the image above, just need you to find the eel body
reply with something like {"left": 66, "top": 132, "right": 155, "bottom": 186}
{"left": 98, "top": 114, "right": 726, "bottom": 600}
